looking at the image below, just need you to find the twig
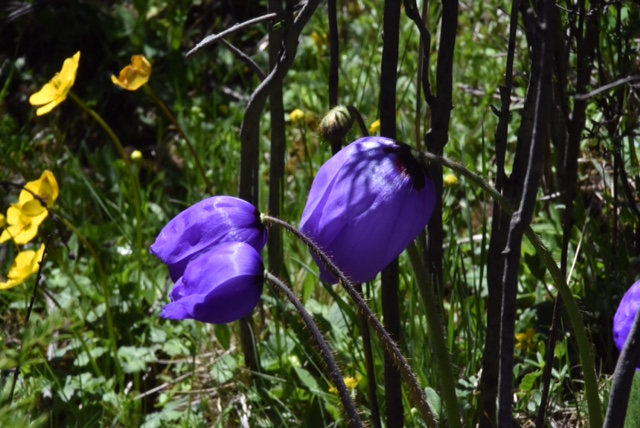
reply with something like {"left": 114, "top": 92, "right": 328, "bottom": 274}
{"left": 266, "top": 273, "right": 364, "bottom": 428}
{"left": 186, "top": 13, "right": 279, "bottom": 57}
{"left": 220, "top": 39, "right": 266, "bottom": 80}
{"left": 575, "top": 74, "right": 640, "bottom": 100}
{"left": 328, "top": 0, "right": 341, "bottom": 154}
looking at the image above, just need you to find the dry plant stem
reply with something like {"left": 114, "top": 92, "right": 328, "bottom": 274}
{"left": 347, "top": 105, "right": 369, "bottom": 138}
{"left": 478, "top": 0, "right": 519, "bottom": 425}
{"left": 267, "top": 0, "right": 287, "bottom": 280}
{"left": 604, "top": 306, "right": 640, "bottom": 428}
{"left": 220, "top": 39, "right": 266, "bottom": 80}
{"left": 379, "top": 0, "right": 404, "bottom": 425}
{"left": 424, "top": 0, "right": 458, "bottom": 287}
{"left": 407, "top": 243, "right": 462, "bottom": 428}
{"left": 327, "top": 0, "right": 341, "bottom": 154}
{"left": 186, "top": 12, "right": 279, "bottom": 57}
{"left": 266, "top": 273, "right": 364, "bottom": 428}
{"left": 261, "top": 215, "right": 437, "bottom": 427}
{"left": 9, "top": 235, "right": 50, "bottom": 402}
{"left": 418, "top": 150, "right": 603, "bottom": 426}
{"left": 237, "top": 0, "right": 322, "bottom": 372}
{"left": 498, "top": 1, "right": 553, "bottom": 421}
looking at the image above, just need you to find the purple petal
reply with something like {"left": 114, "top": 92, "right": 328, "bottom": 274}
{"left": 301, "top": 137, "right": 436, "bottom": 283}
{"left": 161, "top": 242, "right": 264, "bottom": 324}
{"left": 151, "top": 196, "right": 267, "bottom": 281}
{"left": 613, "top": 279, "right": 640, "bottom": 370}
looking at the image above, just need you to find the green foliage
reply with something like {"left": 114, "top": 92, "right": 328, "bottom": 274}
{"left": 1, "top": 0, "right": 639, "bottom": 426}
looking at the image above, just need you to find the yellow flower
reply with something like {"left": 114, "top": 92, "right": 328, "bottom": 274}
{"left": 310, "top": 31, "right": 325, "bottom": 51}
{"left": 443, "top": 174, "right": 459, "bottom": 187}
{"left": 368, "top": 119, "right": 380, "bottom": 135}
{"left": 290, "top": 108, "right": 305, "bottom": 123}
{"left": 29, "top": 51, "right": 80, "bottom": 116}
{"left": 111, "top": 55, "right": 152, "bottom": 91}
{"left": 130, "top": 150, "right": 143, "bottom": 161}
{"left": 0, "top": 171, "right": 59, "bottom": 245}
{"left": 329, "top": 376, "right": 362, "bottom": 394}
{"left": 0, "top": 213, "right": 5, "bottom": 228}
{"left": 515, "top": 327, "right": 536, "bottom": 353}
{"left": 0, "top": 244, "right": 45, "bottom": 290}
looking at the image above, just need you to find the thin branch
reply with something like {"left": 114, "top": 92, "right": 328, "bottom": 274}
{"left": 498, "top": 0, "right": 555, "bottom": 424}
{"left": 220, "top": 39, "right": 266, "bottom": 80}
{"left": 186, "top": 13, "right": 279, "bottom": 57}
{"left": 575, "top": 74, "right": 640, "bottom": 100}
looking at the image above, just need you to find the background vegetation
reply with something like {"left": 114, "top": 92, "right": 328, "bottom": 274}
{"left": 1, "top": 0, "right": 639, "bottom": 426}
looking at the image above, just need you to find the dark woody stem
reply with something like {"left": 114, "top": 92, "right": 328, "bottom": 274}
{"left": 9, "top": 234, "right": 51, "bottom": 402}
{"left": 261, "top": 214, "right": 437, "bottom": 427}
{"left": 265, "top": 272, "right": 364, "bottom": 428}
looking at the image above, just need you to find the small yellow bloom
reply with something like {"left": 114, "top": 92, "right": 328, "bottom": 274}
{"left": 111, "top": 55, "right": 152, "bottom": 91}
{"left": 0, "top": 171, "right": 59, "bottom": 245}
{"left": 368, "top": 119, "right": 380, "bottom": 135}
{"left": 444, "top": 174, "right": 459, "bottom": 187}
{"left": 0, "top": 245, "right": 45, "bottom": 290}
{"left": 329, "top": 376, "right": 362, "bottom": 394}
{"left": 310, "top": 31, "right": 325, "bottom": 51}
{"left": 29, "top": 51, "right": 80, "bottom": 116}
{"left": 130, "top": 150, "right": 143, "bottom": 161}
{"left": 515, "top": 327, "right": 536, "bottom": 353}
{"left": 290, "top": 108, "right": 305, "bottom": 123}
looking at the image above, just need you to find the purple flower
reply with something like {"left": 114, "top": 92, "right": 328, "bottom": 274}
{"left": 613, "top": 279, "right": 640, "bottom": 370}
{"left": 300, "top": 136, "right": 436, "bottom": 283}
{"left": 161, "top": 242, "right": 264, "bottom": 324}
{"left": 151, "top": 196, "right": 267, "bottom": 281}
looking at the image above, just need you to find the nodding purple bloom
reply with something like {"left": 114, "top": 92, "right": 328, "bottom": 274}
{"left": 300, "top": 136, "right": 436, "bottom": 283}
{"left": 161, "top": 242, "right": 264, "bottom": 324}
{"left": 151, "top": 196, "right": 267, "bottom": 281}
{"left": 613, "top": 279, "right": 640, "bottom": 370}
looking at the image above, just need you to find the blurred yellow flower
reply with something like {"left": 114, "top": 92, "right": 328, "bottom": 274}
{"left": 515, "top": 327, "right": 536, "bottom": 353}
{"left": 368, "top": 119, "right": 380, "bottom": 135}
{"left": 130, "top": 150, "right": 143, "bottom": 161}
{"left": 0, "top": 171, "right": 59, "bottom": 245}
{"left": 444, "top": 174, "right": 459, "bottom": 187}
{"left": 0, "top": 245, "right": 45, "bottom": 290}
{"left": 310, "top": 31, "right": 326, "bottom": 51}
{"left": 329, "top": 376, "right": 362, "bottom": 394}
{"left": 112, "top": 55, "right": 152, "bottom": 91}
{"left": 0, "top": 213, "right": 5, "bottom": 228}
{"left": 290, "top": 108, "right": 305, "bottom": 123}
{"left": 29, "top": 51, "right": 80, "bottom": 116}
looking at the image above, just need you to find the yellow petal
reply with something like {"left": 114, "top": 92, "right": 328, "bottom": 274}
{"left": 20, "top": 170, "right": 59, "bottom": 207}
{"left": 0, "top": 213, "right": 5, "bottom": 228}
{"left": 29, "top": 52, "right": 80, "bottom": 115}
{"left": 368, "top": 119, "right": 380, "bottom": 135}
{"left": 0, "top": 279, "right": 21, "bottom": 290}
{"left": 112, "top": 55, "right": 152, "bottom": 91}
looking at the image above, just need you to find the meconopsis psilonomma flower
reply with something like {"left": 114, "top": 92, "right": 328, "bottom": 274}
{"left": 613, "top": 279, "right": 640, "bottom": 370}
{"left": 300, "top": 136, "right": 436, "bottom": 283}
{"left": 150, "top": 196, "right": 267, "bottom": 281}
{"left": 161, "top": 242, "right": 264, "bottom": 324}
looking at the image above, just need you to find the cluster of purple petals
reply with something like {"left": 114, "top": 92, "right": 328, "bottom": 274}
{"left": 613, "top": 279, "right": 640, "bottom": 370}
{"left": 151, "top": 196, "right": 267, "bottom": 324}
{"left": 300, "top": 136, "right": 436, "bottom": 284}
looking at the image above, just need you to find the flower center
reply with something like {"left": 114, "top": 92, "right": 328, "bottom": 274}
{"left": 384, "top": 142, "right": 431, "bottom": 190}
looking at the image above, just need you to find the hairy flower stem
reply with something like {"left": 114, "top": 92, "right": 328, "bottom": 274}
{"left": 407, "top": 242, "right": 462, "bottom": 428}
{"left": 261, "top": 215, "right": 437, "bottom": 427}
{"left": 419, "top": 151, "right": 602, "bottom": 425}
{"left": 265, "top": 273, "right": 364, "bottom": 428}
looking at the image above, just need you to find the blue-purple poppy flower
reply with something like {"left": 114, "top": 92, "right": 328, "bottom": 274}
{"left": 161, "top": 242, "right": 264, "bottom": 324}
{"left": 300, "top": 136, "right": 436, "bottom": 283}
{"left": 613, "top": 279, "right": 640, "bottom": 370}
{"left": 151, "top": 196, "right": 267, "bottom": 281}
